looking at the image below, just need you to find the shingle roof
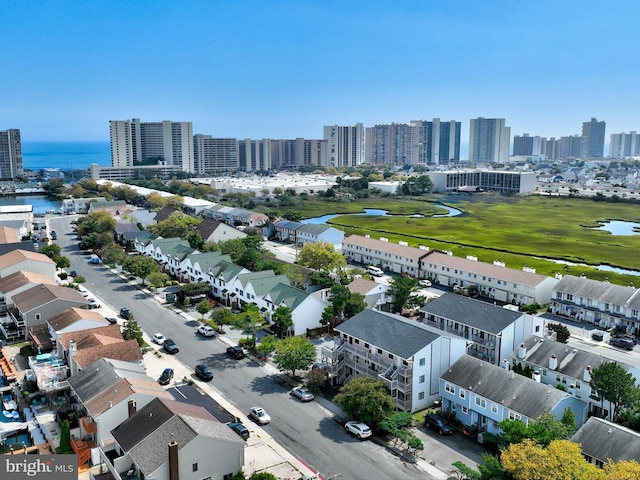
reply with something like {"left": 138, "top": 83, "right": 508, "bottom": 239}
{"left": 347, "top": 277, "right": 383, "bottom": 296}
{"left": 0, "top": 249, "right": 56, "bottom": 270}
{"left": 336, "top": 309, "right": 440, "bottom": 359}
{"left": 237, "top": 271, "right": 290, "bottom": 296}
{"left": 12, "top": 284, "right": 88, "bottom": 312}
{"left": 441, "top": 355, "right": 570, "bottom": 419}
{"left": 112, "top": 397, "right": 242, "bottom": 475}
{"left": 72, "top": 339, "right": 143, "bottom": 370}
{"left": 154, "top": 206, "right": 179, "bottom": 222}
{"left": 0, "top": 270, "right": 54, "bottom": 294}
{"left": 0, "top": 226, "right": 19, "bottom": 244}
{"left": 275, "top": 219, "right": 303, "bottom": 231}
{"left": 554, "top": 275, "right": 638, "bottom": 308}
{"left": 571, "top": 417, "right": 640, "bottom": 464}
{"left": 343, "top": 234, "right": 430, "bottom": 260}
{"left": 515, "top": 335, "right": 629, "bottom": 379}
{"left": 297, "top": 223, "right": 332, "bottom": 236}
{"left": 266, "top": 282, "right": 310, "bottom": 311}
{"left": 422, "top": 251, "right": 550, "bottom": 286}
{"left": 47, "top": 307, "right": 108, "bottom": 331}
{"left": 196, "top": 217, "right": 224, "bottom": 240}
{"left": 57, "top": 323, "right": 124, "bottom": 350}
{"left": 421, "top": 293, "right": 524, "bottom": 334}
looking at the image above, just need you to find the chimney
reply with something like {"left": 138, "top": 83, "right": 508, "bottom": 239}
{"left": 532, "top": 371, "right": 541, "bottom": 383}
{"left": 583, "top": 366, "right": 591, "bottom": 382}
{"left": 502, "top": 359, "right": 510, "bottom": 370}
{"left": 168, "top": 441, "right": 180, "bottom": 480}
{"left": 128, "top": 399, "right": 137, "bottom": 417}
{"left": 517, "top": 343, "right": 527, "bottom": 359}
{"left": 69, "top": 340, "right": 77, "bottom": 356}
{"left": 549, "top": 354, "right": 558, "bottom": 370}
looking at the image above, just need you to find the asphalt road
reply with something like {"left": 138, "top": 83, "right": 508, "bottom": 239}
{"left": 50, "top": 216, "right": 430, "bottom": 480}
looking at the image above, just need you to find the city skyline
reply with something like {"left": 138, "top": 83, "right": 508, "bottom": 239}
{"left": 2, "top": 1, "right": 639, "bottom": 143}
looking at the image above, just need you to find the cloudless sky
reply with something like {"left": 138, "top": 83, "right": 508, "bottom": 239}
{"left": 2, "top": 1, "right": 639, "bottom": 143}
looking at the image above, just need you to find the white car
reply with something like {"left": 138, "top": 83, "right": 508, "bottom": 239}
{"left": 291, "top": 387, "right": 315, "bottom": 402}
{"left": 418, "top": 279, "right": 432, "bottom": 287}
{"left": 367, "top": 266, "right": 384, "bottom": 277}
{"left": 249, "top": 406, "right": 271, "bottom": 425}
{"left": 345, "top": 421, "right": 372, "bottom": 439}
{"left": 197, "top": 325, "right": 216, "bottom": 337}
{"left": 153, "top": 333, "right": 166, "bottom": 345}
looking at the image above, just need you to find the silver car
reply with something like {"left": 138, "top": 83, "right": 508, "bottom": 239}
{"left": 291, "top": 387, "right": 315, "bottom": 402}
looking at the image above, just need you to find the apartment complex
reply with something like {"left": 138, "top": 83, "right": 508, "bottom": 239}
{"left": 410, "top": 119, "right": 461, "bottom": 164}
{"left": 109, "top": 118, "right": 195, "bottom": 172}
{"left": 609, "top": 131, "right": 640, "bottom": 159}
{"left": 270, "top": 138, "right": 328, "bottom": 169}
{"left": 0, "top": 128, "right": 24, "bottom": 179}
{"left": 581, "top": 117, "right": 606, "bottom": 158}
{"left": 323, "top": 124, "right": 365, "bottom": 167}
{"left": 193, "top": 135, "right": 238, "bottom": 173}
{"left": 428, "top": 169, "right": 537, "bottom": 194}
{"left": 512, "top": 134, "right": 542, "bottom": 157}
{"left": 469, "top": 117, "right": 511, "bottom": 164}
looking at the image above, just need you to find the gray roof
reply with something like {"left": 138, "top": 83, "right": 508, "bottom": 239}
{"left": 297, "top": 223, "right": 332, "bottom": 235}
{"left": 275, "top": 219, "right": 303, "bottom": 231}
{"left": 514, "top": 335, "right": 629, "bottom": 379}
{"left": 114, "top": 222, "right": 141, "bottom": 235}
{"left": 571, "top": 417, "right": 640, "bottom": 464}
{"left": 336, "top": 309, "right": 440, "bottom": 359}
{"left": 421, "top": 293, "right": 524, "bottom": 334}
{"left": 441, "top": 355, "right": 570, "bottom": 419}
{"left": 555, "top": 275, "right": 637, "bottom": 308}
{"left": 67, "top": 358, "right": 149, "bottom": 403}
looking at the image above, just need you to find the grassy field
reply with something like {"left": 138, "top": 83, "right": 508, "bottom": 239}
{"left": 281, "top": 197, "right": 444, "bottom": 217}
{"left": 288, "top": 194, "right": 640, "bottom": 286}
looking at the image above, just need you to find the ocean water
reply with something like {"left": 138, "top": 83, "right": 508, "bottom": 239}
{"left": 22, "top": 141, "right": 111, "bottom": 171}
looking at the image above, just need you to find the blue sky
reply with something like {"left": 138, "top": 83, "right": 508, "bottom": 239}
{"left": 2, "top": 1, "right": 638, "bottom": 143}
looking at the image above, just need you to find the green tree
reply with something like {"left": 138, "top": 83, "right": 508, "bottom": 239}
{"left": 256, "top": 335, "right": 278, "bottom": 357}
{"left": 478, "top": 453, "right": 507, "bottom": 480}
{"left": 271, "top": 306, "right": 293, "bottom": 338}
{"left": 497, "top": 409, "right": 574, "bottom": 448}
{"left": 344, "top": 292, "right": 366, "bottom": 318}
{"left": 273, "top": 336, "right": 316, "bottom": 376}
{"left": 547, "top": 323, "right": 571, "bottom": 343}
{"left": 98, "top": 243, "right": 126, "bottom": 266}
{"left": 334, "top": 376, "right": 395, "bottom": 427}
{"left": 147, "top": 271, "right": 168, "bottom": 288}
{"left": 211, "top": 308, "right": 234, "bottom": 325}
{"left": 296, "top": 241, "right": 346, "bottom": 272}
{"left": 149, "top": 211, "right": 200, "bottom": 239}
{"left": 55, "top": 419, "right": 72, "bottom": 454}
{"left": 196, "top": 300, "right": 212, "bottom": 319}
{"left": 308, "top": 270, "right": 335, "bottom": 289}
{"left": 146, "top": 192, "right": 169, "bottom": 210}
{"left": 590, "top": 362, "right": 640, "bottom": 422}
{"left": 123, "top": 255, "right": 161, "bottom": 286}
{"left": 44, "top": 179, "right": 65, "bottom": 197}
{"left": 388, "top": 276, "right": 425, "bottom": 313}
{"left": 306, "top": 367, "right": 328, "bottom": 392}
{"left": 39, "top": 243, "right": 70, "bottom": 269}
{"left": 122, "top": 316, "right": 144, "bottom": 346}
{"left": 604, "top": 460, "right": 640, "bottom": 479}
{"left": 231, "top": 303, "right": 266, "bottom": 347}
{"left": 77, "top": 211, "right": 117, "bottom": 247}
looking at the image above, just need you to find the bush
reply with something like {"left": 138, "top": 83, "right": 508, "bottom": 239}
{"left": 58, "top": 272, "right": 68, "bottom": 280}
{"left": 238, "top": 337, "right": 255, "bottom": 350}
{"left": 19, "top": 345, "right": 35, "bottom": 357}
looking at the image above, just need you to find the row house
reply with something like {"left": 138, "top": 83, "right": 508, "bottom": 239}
{"left": 346, "top": 277, "right": 389, "bottom": 309}
{"left": 274, "top": 219, "right": 303, "bottom": 243}
{"left": 196, "top": 218, "right": 246, "bottom": 244}
{"left": 321, "top": 309, "right": 467, "bottom": 412}
{"left": 296, "top": 223, "right": 345, "bottom": 250}
{"left": 421, "top": 293, "right": 544, "bottom": 365}
{"left": 204, "top": 204, "right": 268, "bottom": 227}
{"left": 141, "top": 237, "right": 191, "bottom": 274}
{"left": 61, "top": 197, "right": 106, "bottom": 214}
{"left": 0, "top": 249, "right": 57, "bottom": 279}
{"left": 180, "top": 251, "right": 231, "bottom": 283}
{"left": 572, "top": 417, "right": 640, "bottom": 467}
{"left": 551, "top": 274, "right": 640, "bottom": 334}
{"left": 208, "top": 260, "right": 249, "bottom": 305}
{"left": 510, "top": 334, "right": 640, "bottom": 421}
{"left": 231, "top": 270, "right": 290, "bottom": 310}
{"left": 342, "top": 234, "right": 429, "bottom": 277}
{"left": 420, "top": 251, "right": 559, "bottom": 305}
{"left": 440, "top": 355, "right": 588, "bottom": 437}
{"left": 164, "top": 243, "right": 197, "bottom": 277}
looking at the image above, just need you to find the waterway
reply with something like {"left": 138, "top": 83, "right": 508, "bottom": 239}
{"left": 301, "top": 203, "right": 461, "bottom": 224}
{"left": 593, "top": 220, "right": 640, "bottom": 236}
{"left": 0, "top": 195, "right": 61, "bottom": 214}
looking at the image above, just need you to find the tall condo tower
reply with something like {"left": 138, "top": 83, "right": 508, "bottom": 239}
{"left": 468, "top": 117, "right": 510, "bottom": 164}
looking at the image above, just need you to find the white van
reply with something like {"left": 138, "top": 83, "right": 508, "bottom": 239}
{"left": 367, "top": 266, "right": 384, "bottom": 277}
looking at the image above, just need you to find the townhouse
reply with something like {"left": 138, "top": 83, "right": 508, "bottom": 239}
{"left": 440, "top": 355, "right": 588, "bottom": 437}
{"left": 342, "top": 234, "right": 429, "bottom": 277}
{"left": 571, "top": 417, "right": 640, "bottom": 467}
{"left": 346, "top": 277, "right": 389, "bottom": 309}
{"left": 510, "top": 334, "right": 640, "bottom": 421}
{"left": 421, "top": 293, "right": 544, "bottom": 365}
{"left": 296, "top": 223, "right": 344, "bottom": 250}
{"left": 419, "top": 251, "right": 559, "bottom": 305}
{"left": 196, "top": 217, "right": 246, "bottom": 243}
{"left": 274, "top": 219, "right": 303, "bottom": 243}
{"left": 321, "top": 309, "right": 467, "bottom": 412}
{"left": 0, "top": 249, "right": 57, "bottom": 279}
{"left": 551, "top": 274, "right": 640, "bottom": 335}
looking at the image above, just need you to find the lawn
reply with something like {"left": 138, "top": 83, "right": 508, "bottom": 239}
{"left": 286, "top": 194, "right": 640, "bottom": 285}
{"left": 279, "top": 197, "right": 443, "bottom": 217}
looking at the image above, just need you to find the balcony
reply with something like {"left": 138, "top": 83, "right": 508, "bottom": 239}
{"left": 28, "top": 354, "right": 69, "bottom": 392}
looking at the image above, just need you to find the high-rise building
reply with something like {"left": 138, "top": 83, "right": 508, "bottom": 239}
{"left": 323, "top": 124, "right": 365, "bottom": 167}
{"left": 609, "top": 132, "right": 639, "bottom": 159}
{"left": 238, "top": 139, "right": 271, "bottom": 172}
{"left": 0, "top": 129, "right": 24, "bottom": 179}
{"left": 270, "top": 138, "right": 327, "bottom": 169}
{"left": 365, "top": 123, "right": 419, "bottom": 165}
{"left": 581, "top": 117, "right": 606, "bottom": 158}
{"left": 512, "top": 134, "right": 542, "bottom": 156}
{"left": 194, "top": 135, "right": 238, "bottom": 174}
{"left": 410, "top": 119, "right": 461, "bottom": 165}
{"left": 557, "top": 135, "right": 583, "bottom": 159}
{"left": 468, "top": 118, "right": 510, "bottom": 164}
{"left": 541, "top": 137, "right": 557, "bottom": 160}
{"left": 110, "top": 119, "right": 195, "bottom": 173}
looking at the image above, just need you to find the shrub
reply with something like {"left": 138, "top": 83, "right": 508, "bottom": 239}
{"left": 58, "top": 272, "right": 68, "bottom": 280}
{"left": 238, "top": 337, "right": 255, "bottom": 350}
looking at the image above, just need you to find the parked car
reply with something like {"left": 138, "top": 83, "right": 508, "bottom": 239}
{"left": 158, "top": 368, "right": 174, "bottom": 385}
{"left": 152, "top": 333, "right": 166, "bottom": 345}
{"left": 610, "top": 337, "right": 634, "bottom": 351}
{"left": 105, "top": 317, "right": 118, "bottom": 325}
{"left": 194, "top": 364, "right": 213, "bottom": 381}
{"left": 249, "top": 406, "right": 271, "bottom": 425}
{"left": 617, "top": 334, "right": 637, "bottom": 345}
{"left": 418, "top": 279, "right": 432, "bottom": 287}
{"left": 291, "top": 387, "right": 315, "bottom": 402}
{"left": 227, "top": 422, "right": 250, "bottom": 440}
{"left": 367, "top": 265, "right": 384, "bottom": 277}
{"left": 119, "top": 307, "right": 132, "bottom": 319}
{"left": 163, "top": 338, "right": 179, "bottom": 354}
{"left": 69, "top": 270, "right": 78, "bottom": 277}
{"left": 424, "top": 414, "right": 454, "bottom": 435}
{"left": 226, "top": 345, "right": 245, "bottom": 359}
{"left": 344, "top": 421, "right": 372, "bottom": 439}
{"left": 197, "top": 325, "right": 216, "bottom": 337}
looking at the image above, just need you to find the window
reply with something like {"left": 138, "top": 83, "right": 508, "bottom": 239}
{"left": 419, "top": 375, "right": 425, "bottom": 384}
{"left": 377, "top": 348, "right": 382, "bottom": 354}
{"left": 445, "top": 382, "right": 455, "bottom": 394}
{"left": 491, "top": 403, "right": 498, "bottom": 414}
{"left": 461, "top": 406, "right": 468, "bottom": 414}
{"left": 418, "top": 392, "right": 425, "bottom": 400}
{"left": 509, "top": 411, "right": 521, "bottom": 421}
{"left": 192, "top": 463, "right": 198, "bottom": 472}
{"left": 35, "top": 313, "right": 41, "bottom": 320}
{"left": 475, "top": 397, "right": 486, "bottom": 408}
{"left": 419, "top": 358, "right": 426, "bottom": 367}
{"left": 459, "top": 389, "right": 466, "bottom": 399}
{"left": 388, "top": 353, "right": 394, "bottom": 359}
